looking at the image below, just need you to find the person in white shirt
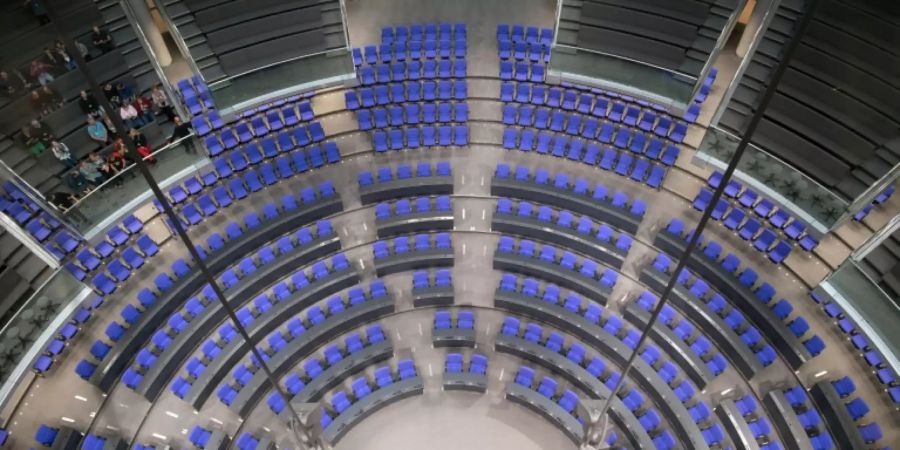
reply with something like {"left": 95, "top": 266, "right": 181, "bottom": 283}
{"left": 50, "top": 140, "right": 76, "bottom": 168}
{"left": 119, "top": 102, "right": 142, "bottom": 129}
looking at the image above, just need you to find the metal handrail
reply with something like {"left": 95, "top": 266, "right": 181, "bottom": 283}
{"left": 65, "top": 133, "right": 195, "bottom": 212}
{"left": 207, "top": 48, "right": 349, "bottom": 90}
{"left": 552, "top": 43, "right": 699, "bottom": 82}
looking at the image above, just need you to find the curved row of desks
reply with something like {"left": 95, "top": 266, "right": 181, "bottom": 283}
{"left": 321, "top": 376, "right": 425, "bottom": 444}
{"left": 654, "top": 231, "right": 812, "bottom": 369}
{"left": 491, "top": 176, "right": 642, "bottom": 234}
{"left": 230, "top": 297, "right": 396, "bottom": 418}
{"left": 494, "top": 290, "right": 709, "bottom": 449}
{"left": 493, "top": 253, "right": 613, "bottom": 306}
{"left": 495, "top": 334, "right": 654, "bottom": 448}
{"left": 136, "top": 245, "right": 349, "bottom": 400}
{"left": 277, "top": 342, "right": 394, "bottom": 421}
{"left": 183, "top": 266, "right": 361, "bottom": 410}
{"left": 638, "top": 264, "right": 761, "bottom": 380}
{"left": 492, "top": 214, "right": 627, "bottom": 269}
{"left": 505, "top": 382, "right": 585, "bottom": 445}
{"left": 91, "top": 196, "right": 342, "bottom": 392}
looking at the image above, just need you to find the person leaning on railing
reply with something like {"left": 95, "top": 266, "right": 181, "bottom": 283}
{"left": 168, "top": 116, "right": 195, "bottom": 153}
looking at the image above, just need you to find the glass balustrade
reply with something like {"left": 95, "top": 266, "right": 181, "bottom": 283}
{"left": 549, "top": 45, "right": 698, "bottom": 114}
{"left": 0, "top": 269, "right": 87, "bottom": 387}
{"left": 61, "top": 134, "right": 208, "bottom": 236}
{"left": 208, "top": 50, "right": 356, "bottom": 118}
{"left": 695, "top": 126, "right": 848, "bottom": 233}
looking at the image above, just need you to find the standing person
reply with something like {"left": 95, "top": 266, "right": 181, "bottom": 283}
{"left": 86, "top": 116, "right": 109, "bottom": 147}
{"left": 168, "top": 116, "right": 194, "bottom": 152}
{"left": 50, "top": 140, "right": 77, "bottom": 169}
{"left": 29, "top": 59, "right": 54, "bottom": 86}
{"left": 91, "top": 25, "right": 115, "bottom": 53}
{"left": 128, "top": 128, "right": 155, "bottom": 163}
{"left": 150, "top": 83, "right": 176, "bottom": 121}
{"left": 107, "top": 141, "right": 128, "bottom": 186}
{"left": 134, "top": 95, "right": 155, "bottom": 123}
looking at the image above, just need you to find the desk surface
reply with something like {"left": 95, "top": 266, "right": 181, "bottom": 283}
{"left": 494, "top": 253, "right": 612, "bottom": 306}
{"left": 639, "top": 265, "right": 761, "bottom": 380}
{"left": 322, "top": 376, "right": 424, "bottom": 444}
{"left": 655, "top": 231, "right": 811, "bottom": 370}
{"left": 136, "top": 237, "right": 344, "bottom": 400}
{"left": 230, "top": 297, "right": 395, "bottom": 417}
{"left": 492, "top": 178, "right": 642, "bottom": 234}
{"left": 93, "top": 197, "right": 341, "bottom": 392}
{"left": 492, "top": 214, "right": 627, "bottom": 269}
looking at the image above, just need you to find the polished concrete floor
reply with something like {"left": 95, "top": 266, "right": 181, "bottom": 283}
{"left": 3, "top": 0, "right": 899, "bottom": 448}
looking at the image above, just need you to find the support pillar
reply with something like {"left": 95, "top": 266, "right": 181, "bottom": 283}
{"left": 126, "top": 0, "right": 172, "bottom": 66}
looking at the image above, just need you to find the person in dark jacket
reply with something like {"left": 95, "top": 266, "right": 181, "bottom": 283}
{"left": 168, "top": 116, "right": 194, "bottom": 152}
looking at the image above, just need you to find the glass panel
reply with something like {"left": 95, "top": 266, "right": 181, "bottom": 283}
{"left": 549, "top": 45, "right": 697, "bottom": 113}
{"left": 695, "top": 127, "right": 848, "bottom": 233}
{"left": 62, "top": 134, "right": 208, "bottom": 234}
{"left": 821, "top": 262, "right": 900, "bottom": 371}
{"left": 0, "top": 269, "right": 85, "bottom": 385}
{"left": 208, "top": 50, "right": 356, "bottom": 117}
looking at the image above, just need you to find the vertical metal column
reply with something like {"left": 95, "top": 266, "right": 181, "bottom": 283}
{"left": 44, "top": 1, "right": 314, "bottom": 447}
{"left": 592, "top": 0, "right": 821, "bottom": 424}
{"left": 120, "top": 0, "right": 189, "bottom": 120}
{"left": 710, "top": 0, "right": 783, "bottom": 127}
{"left": 690, "top": 0, "right": 750, "bottom": 100}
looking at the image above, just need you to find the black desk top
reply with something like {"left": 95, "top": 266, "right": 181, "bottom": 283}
{"left": 494, "top": 253, "right": 612, "bottom": 306}
{"left": 639, "top": 265, "right": 761, "bottom": 380}
{"left": 374, "top": 248, "right": 454, "bottom": 277}
{"left": 654, "top": 231, "right": 811, "bottom": 370}
{"left": 360, "top": 176, "right": 453, "bottom": 204}
{"left": 492, "top": 178, "right": 642, "bottom": 234}
{"left": 135, "top": 236, "right": 343, "bottom": 400}
{"left": 442, "top": 371, "right": 488, "bottom": 392}
{"left": 495, "top": 334, "right": 654, "bottom": 449}
{"left": 761, "top": 390, "right": 813, "bottom": 450}
{"left": 716, "top": 399, "right": 761, "bottom": 450}
{"left": 808, "top": 381, "right": 866, "bottom": 450}
{"left": 92, "top": 196, "right": 342, "bottom": 392}
{"left": 321, "top": 376, "right": 424, "bottom": 444}
{"left": 492, "top": 214, "right": 627, "bottom": 269}
{"left": 377, "top": 211, "right": 454, "bottom": 238}
{"left": 230, "top": 297, "right": 395, "bottom": 418}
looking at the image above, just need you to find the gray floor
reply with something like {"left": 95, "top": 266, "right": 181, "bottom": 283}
{"left": 3, "top": 0, "right": 899, "bottom": 449}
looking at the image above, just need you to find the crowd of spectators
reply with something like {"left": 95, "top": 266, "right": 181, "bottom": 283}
{"left": 2, "top": 20, "right": 176, "bottom": 204}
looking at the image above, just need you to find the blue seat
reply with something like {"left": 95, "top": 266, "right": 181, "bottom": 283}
{"left": 803, "top": 335, "right": 825, "bottom": 356}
